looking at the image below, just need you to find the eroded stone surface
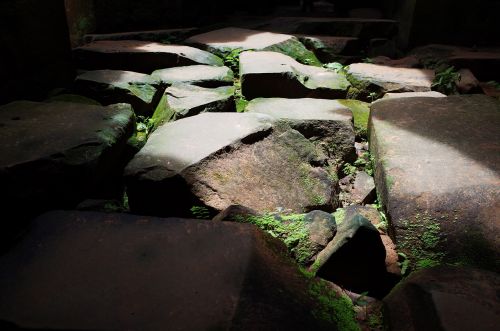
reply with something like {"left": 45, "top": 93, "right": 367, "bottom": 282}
{"left": 152, "top": 65, "right": 234, "bottom": 87}
{"left": 73, "top": 40, "right": 223, "bottom": 73}
{"left": 240, "top": 51, "right": 350, "bottom": 99}
{"left": 382, "top": 91, "right": 446, "bottom": 99}
{"left": 0, "top": 211, "right": 332, "bottom": 330}
{"left": 370, "top": 95, "right": 500, "bottom": 272}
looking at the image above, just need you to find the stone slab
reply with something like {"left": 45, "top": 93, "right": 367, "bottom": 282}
{"left": 382, "top": 91, "right": 446, "bottom": 99}
{"left": 84, "top": 27, "right": 198, "bottom": 44}
{"left": 151, "top": 65, "right": 234, "bottom": 88}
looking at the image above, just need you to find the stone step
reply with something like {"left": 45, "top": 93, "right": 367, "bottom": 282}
{"left": 83, "top": 27, "right": 198, "bottom": 44}
{"left": 73, "top": 40, "right": 223, "bottom": 73}
{"left": 0, "top": 211, "right": 335, "bottom": 330}
{"left": 151, "top": 65, "right": 234, "bottom": 88}
{"left": 369, "top": 95, "right": 500, "bottom": 272}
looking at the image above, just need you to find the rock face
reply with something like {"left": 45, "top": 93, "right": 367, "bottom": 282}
{"left": 74, "top": 70, "right": 163, "bottom": 116}
{"left": 152, "top": 65, "right": 234, "bottom": 87}
{"left": 347, "top": 63, "right": 434, "bottom": 93}
{"left": 246, "top": 98, "right": 356, "bottom": 164}
{"left": 152, "top": 83, "right": 235, "bottom": 126}
{"left": 185, "top": 27, "right": 320, "bottom": 65}
{"left": 0, "top": 101, "right": 134, "bottom": 238}
{"left": 382, "top": 91, "right": 446, "bottom": 99}
{"left": 384, "top": 265, "right": 500, "bottom": 331}
{"left": 370, "top": 95, "right": 500, "bottom": 272}
{"left": 240, "top": 51, "right": 350, "bottom": 100}
{"left": 297, "top": 35, "right": 361, "bottom": 63}
{"left": 125, "top": 113, "right": 338, "bottom": 216}
{"left": 349, "top": 171, "right": 376, "bottom": 205}
{"left": 73, "top": 40, "right": 223, "bottom": 73}
{"left": 0, "top": 211, "right": 334, "bottom": 331}
{"left": 304, "top": 210, "right": 338, "bottom": 254}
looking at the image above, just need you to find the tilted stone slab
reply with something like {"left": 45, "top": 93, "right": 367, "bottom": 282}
{"left": 382, "top": 91, "right": 446, "bottom": 99}
{"left": 151, "top": 83, "right": 235, "bottom": 127}
{"left": 151, "top": 65, "right": 234, "bottom": 88}
{"left": 75, "top": 69, "right": 163, "bottom": 116}
{"left": 0, "top": 211, "right": 333, "bottom": 331}
{"left": 185, "top": 27, "right": 320, "bottom": 65}
{"left": 83, "top": 27, "right": 198, "bottom": 43}
{"left": 0, "top": 101, "right": 134, "bottom": 235}
{"left": 125, "top": 113, "right": 336, "bottom": 216}
{"left": 240, "top": 51, "right": 350, "bottom": 100}
{"left": 246, "top": 97, "right": 356, "bottom": 163}
{"left": 370, "top": 95, "right": 500, "bottom": 272}
{"left": 347, "top": 63, "right": 435, "bottom": 93}
{"left": 73, "top": 40, "right": 223, "bottom": 73}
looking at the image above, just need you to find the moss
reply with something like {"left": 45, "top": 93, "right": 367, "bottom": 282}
{"left": 333, "top": 208, "right": 346, "bottom": 225}
{"left": 299, "top": 163, "right": 327, "bottom": 207}
{"left": 338, "top": 99, "right": 370, "bottom": 139}
{"left": 150, "top": 93, "right": 175, "bottom": 130}
{"left": 265, "top": 39, "right": 322, "bottom": 67}
{"left": 233, "top": 78, "right": 249, "bottom": 112}
{"left": 126, "top": 83, "right": 157, "bottom": 103}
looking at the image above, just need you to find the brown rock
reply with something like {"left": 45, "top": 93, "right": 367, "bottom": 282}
{"left": 212, "top": 205, "right": 259, "bottom": 222}
{"left": 350, "top": 171, "right": 376, "bottom": 205}
{"left": 457, "top": 68, "right": 480, "bottom": 94}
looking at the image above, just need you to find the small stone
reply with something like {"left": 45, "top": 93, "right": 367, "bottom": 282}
{"left": 151, "top": 65, "right": 234, "bottom": 88}
{"left": 212, "top": 205, "right": 259, "bottom": 222}
{"left": 457, "top": 68, "right": 480, "bottom": 94}
{"left": 350, "top": 171, "right": 376, "bottom": 205}
{"left": 304, "top": 210, "right": 337, "bottom": 249}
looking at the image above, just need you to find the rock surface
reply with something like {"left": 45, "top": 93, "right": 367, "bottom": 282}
{"left": 74, "top": 69, "right": 163, "bottom": 116}
{"left": 370, "top": 95, "right": 500, "bottom": 272}
{"left": 73, "top": 40, "right": 223, "bottom": 73}
{"left": 384, "top": 265, "right": 500, "bottom": 331}
{"left": 349, "top": 171, "right": 376, "bottom": 205}
{"left": 297, "top": 35, "right": 361, "bottom": 61}
{"left": 347, "top": 63, "right": 434, "bottom": 93}
{"left": 0, "top": 101, "right": 134, "bottom": 238}
{"left": 246, "top": 98, "right": 356, "bottom": 164}
{"left": 152, "top": 83, "right": 235, "bottom": 126}
{"left": 382, "top": 91, "right": 446, "bottom": 99}
{"left": 304, "top": 210, "right": 338, "bottom": 255}
{"left": 152, "top": 65, "right": 234, "bottom": 87}
{"left": 0, "top": 211, "right": 334, "bottom": 331}
{"left": 240, "top": 51, "right": 350, "bottom": 99}
{"left": 84, "top": 27, "right": 198, "bottom": 43}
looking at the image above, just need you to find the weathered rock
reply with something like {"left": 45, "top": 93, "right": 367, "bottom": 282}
{"left": 0, "top": 211, "right": 335, "bottom": 331}
{"left": 125, "top": 113, "right": 338, "bottom": 216}
{"left": 304, "top": 210, "right": 337, "bottom": 253}
{"left": 350, "top": 171, "right": 376, "bottom": 205}
{"left": 384, "top": 266, "right": 500, "bottom": 331}
{"left": 246, "top": 98, "right": 356, "bottom": 164}
{"left": 240, "top": 51, "right": 350, "bottom": 100}
{"left": 74, "top": 69, "right": 163, "bottom": 116}
{"left": 315, "top": 214, "right": 396, "bottom": 298}
{"left": 185, "top": 27, "right": 320, "bottom": 65}
{"left": 151, "top": 65, "right": 234, "bottom": 88}
{"left": 457, "top": 68, "right": 480, "bottom": 94}
{"left": 370, "top": 95, "right": 500, "bottom": 272}
{"left": 480, "top": 81, "right": 500, "bottom": 98}
{"left": 371, "top": 55, "right": 420, "bottom": 68}
{"left": 73, "top": 40, "right": 223, "bottom": 73}
{"left": 344, "top": 205, "right": 383, "bottom": 232}
{"left": 0, "top": 101, "right": 134, "bottom": 240}
{"left": 347, "top": 63, "right": 435, "bottom": 93}
{"left": 212, "top": 204, "right": 259, "bottom": 222}
{"left": 296, "top": 35, "right": 361, "bottom": 62}
{"left": 382, "top": 91, "right": 446, "bottom": 99}
{"left": 151, "top": 83, "right": 235, "bottom": 127}
{"left": 83, "top": 27, "right": 198, "bottom": 44}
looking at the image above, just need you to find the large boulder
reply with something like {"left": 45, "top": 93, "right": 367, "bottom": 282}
{"left": 384, "top": 265, "right": 500, "bottom": 331}
{"left": 73, "top": 40, "right": 223, "bottom": 73}
{"left": 185, "top": 27, "right": 320, "bottom": 65}
{"left": 0, "top": 211, "right": 337, "bottom": 331}
{"left": 246, "top": 97, "right": 356, "bottom": 164}
{"left": 240, "top": 51, "right": 350, "bottom": 99}
{"left": 370, "top": 95, "right": 500, "bottom": 272}
{"left": 124, "top": 113, "right": 338, "bottom": 216}
{"left": 0, "top": 101, "right": 134, "bottom": 240}
{"left": 74, "top": 69, "right": 163, "bottom": 116}
{"left": 151, "top": 65, "right": 234, "bottom": 88}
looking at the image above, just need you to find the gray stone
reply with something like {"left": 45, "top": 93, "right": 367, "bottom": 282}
{"left": 384, "top": 266, "right": 500, "bottom": 331}
{"left": 296, "top": 35, "right": 361, "bottom": 62}
{"left": 304, "top": 210, "right": 337, "bottom": 250}
{"left": 240, "top": 51, "right": 350, "bottom": 100}
{"left": 382, "top": 91, "right": 446, "bottom": 99}
{"left": 212, "top": 205, "right": 259, "bottom": 222}
{"left": 246, "top": 97, "right": 356, "bottom": 164}
{"left": 457, "top": 68, "right": 480, "bottom": 94}
{"left": 73, "top": 40, "right": 223, "bottom": 73}
{"left": 370, "top": 95, "right": 500, "bottom": 272}
{"left": 0, "top": 101, "right": 134, "bottom": 237}
{"left": 151, "top": 83, "right": 235, "bottom": 127}
{"left": 75, "top": 69, "right": 163, "bottom": 116}
{"left": 83, "top": 27, "right": 198, "bottom": 44}
{"left": 350, "top": 171, "right": 376, "bottom": 205}
{"left": 0, "top": 211, "right": 334, "bottom": 331}
{"left": 152, "top": 65, "right": 234, "bottom": 88}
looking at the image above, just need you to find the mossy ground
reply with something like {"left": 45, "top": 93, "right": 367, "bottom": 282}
{"left": 337, "top": 99, "right": 370, "bottom": 139}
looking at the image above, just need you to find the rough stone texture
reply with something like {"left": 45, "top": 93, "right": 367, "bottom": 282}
{"left": 74, "top": 69, "right": 163, "bottom": 116}
{"left": 84, "top": 27, "right": 198, "bottom": 44}
{"left": 347, "top": 63, "right": 434, "bottom": 93}
{"left": 152, "top": 65, "right": 234, "bottom": 88}
{"left": 296, "top": 35, "right": 361, "bottom": 63}
{"left": 382, "top": 91, "right": 446, "bottom": 99}
{"left": 370, "top": 95, "right": 500, "bottom": 272}
{"left": 457, "top": 68, "right": 480, "bottom": 94}
{"left": 212, "top": 205, "right": 259, "bottom": 222}
{"left": 480, "top": 82, "right": 500, "bottom": 99}
{"left": 246, "top": 98, "right": 356, "bottom": 164}
{"left": 0, "top": 101, "right": 134, "bottom": 241}
{"left": 0, "top": 211, "right": 334, "bottom": 331}
{"left": 240, "top": 51, "right": 350, "bottom": 100}
{"left": 384, "top": 266, "right": 500, "bottom": 331}
{"left": 304, "top": 210, "right": 337, "bottom": 255}
{"left": 315, "top": 214, "right": 396, "bottom": 298}
{"left": 152, "top": 83, "right": 235, "bottom": 126}
{"left": 73, "top": 40, "right": 223, "bottom": 73}
{"left": 350, "top": 171, "right": 376, "bottom": 205}
{"left": 371, "top": 55, "right": 420, "bottom": 68}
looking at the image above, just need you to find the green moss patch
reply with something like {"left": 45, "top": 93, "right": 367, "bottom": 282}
{"left": 338, "top": 99, "right": 370, "bottom": 139}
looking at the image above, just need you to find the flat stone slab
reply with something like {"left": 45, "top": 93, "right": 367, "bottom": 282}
{"left": 246, "top": 97, "right": 356, "bottom": 163}
{"left": 83, "top": 27, "right": 198, "bottom": 43}
{"left": 73, "top": 40, "right": 223, "bottom": 73}
{"left": 370, "top": 95, "right": 500, "bottom": 272}
{"left": 347, "top": 63, "right": 435, "bottom": 93}
{"left": 382, "top": 91, "right": 446, "bottom": 99}
{"left": 296, "top": 35, "right": 361, "bottom": 62}
{"left": 0, "top": 101, "right": 134, "bottom": 233}
{"left": 185, "top": 27, "right": 320, "bottom": 65}
{"left": 0, "top": 211, "right": 332, "bottom": 330}
{"left": 75, "top": 69, "right": 163, "bottom": 116}
{"left": 151, "top": 65, "right": 234, "bottom": 87}
{"left": 240, "top": 51, "right": 350, "bottom": 99}
{"left": 152, "top": 83, "right": 235, "bottom": 126}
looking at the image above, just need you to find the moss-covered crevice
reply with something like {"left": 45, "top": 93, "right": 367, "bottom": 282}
{"left": 265, "top": 39, "right": 322, "bottom": 66}
{"left": 338, "top": 99, "right": 370, "bottom": 139}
